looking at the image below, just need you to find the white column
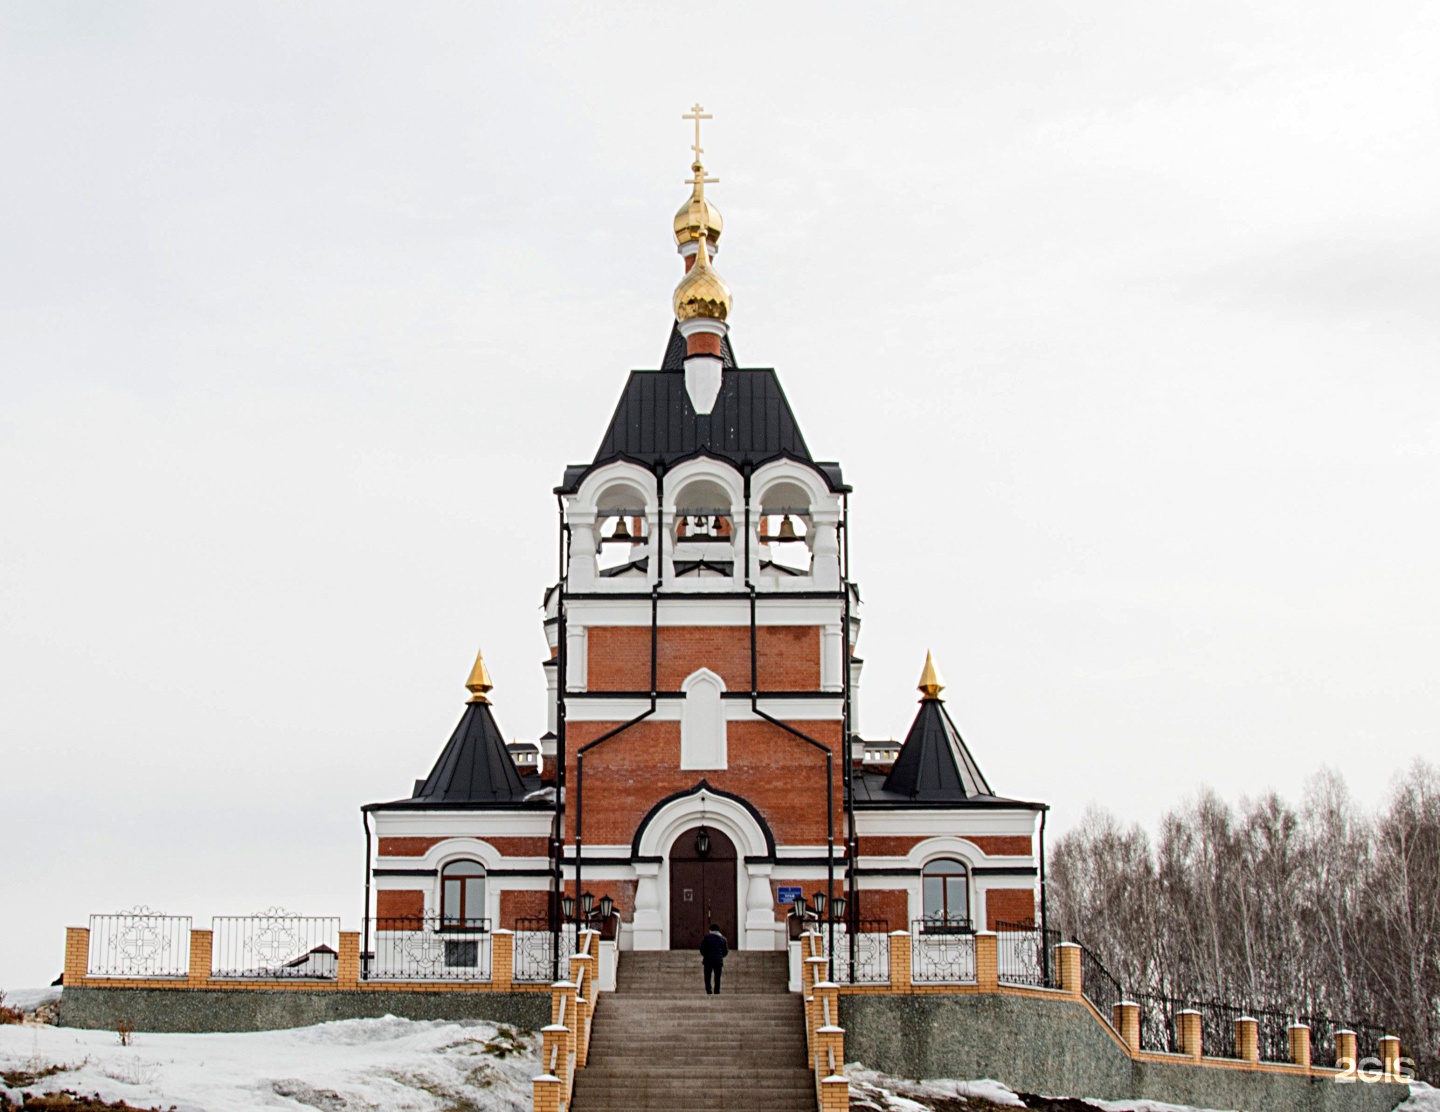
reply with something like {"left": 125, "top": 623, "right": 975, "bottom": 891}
{"left": 566, "top": 625, "right": 587, "bottom": 692}
{"left": 632, "top": 861, "right": 664, "bottom": 950}
{"left": 821, "top": 624, "right": 844, "bottom": 692}
{"left": 810, "top": 509, "right": 840, "bottom": 589}
{"left": 744, "top": 862, "right": 780, "bottom": 951}
{"left": 568, "top": 510, "right": 597, "bottom": 590}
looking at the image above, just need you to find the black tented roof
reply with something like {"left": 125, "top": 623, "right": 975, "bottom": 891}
{"left": 366, "top": 701, "right": 530, "bottom": 810}
{"left": 556, "top": 328, "right": 847, "bottom": 493}
{"left": 883, "top": 698, "right": 991, "bottom": 801}
{"left": 847, "top": 698, "right": 1046, "bottom": 810}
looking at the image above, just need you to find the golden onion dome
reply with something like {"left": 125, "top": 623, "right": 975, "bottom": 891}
{"left": 674, "top": 173, "right": 723, "bottom": 250}
{"left": 672, "top": 228, "right": 731, "bottom": 323}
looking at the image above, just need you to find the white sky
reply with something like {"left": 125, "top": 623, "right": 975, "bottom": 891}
{"left": 2, "top": 2, "right": 1437, "bottom": 989}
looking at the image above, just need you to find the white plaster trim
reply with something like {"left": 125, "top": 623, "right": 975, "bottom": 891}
{"left": 679, "top": 667, "right": 727, "bottom": 770}
{"left": 853, "top": 810, "right": 1040, "bottom": 838}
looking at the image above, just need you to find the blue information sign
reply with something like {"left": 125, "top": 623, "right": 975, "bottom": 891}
{"left": 777, "top": 886, "right": 803, "bottom": 905}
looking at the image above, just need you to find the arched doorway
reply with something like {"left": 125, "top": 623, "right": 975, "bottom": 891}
{"left": 669, "top": 826, "right": 737, "bottom": 950}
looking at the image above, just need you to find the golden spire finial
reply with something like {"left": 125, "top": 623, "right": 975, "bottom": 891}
{"left": 465, "top": 648, "right": 494, "bottom": 704}
{"left": 674, "top": 103, "right": 722, "bottom": 250}
{"left": 917, "top": 651, "right": 945, "bottom": 701}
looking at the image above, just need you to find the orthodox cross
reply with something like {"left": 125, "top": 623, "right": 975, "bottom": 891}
{"left": 682, "top": 103, "right": 718, "bottom": 187}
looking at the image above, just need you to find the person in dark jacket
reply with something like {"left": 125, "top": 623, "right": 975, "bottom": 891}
{"left": 699, "top": 923, "right": 728, "bottom": 994}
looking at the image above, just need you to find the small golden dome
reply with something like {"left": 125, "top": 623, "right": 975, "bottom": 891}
{"left": 674, "top": 167, "right": 723, "bottom": 249}
{"left": 465, "top": 648, "right": 494, "bottom": 704}
{"left": 917, "top": 651, "right": 945, "bottom": 701}
{"left": 672, "top": 229, "right": 731, "bottom": 323}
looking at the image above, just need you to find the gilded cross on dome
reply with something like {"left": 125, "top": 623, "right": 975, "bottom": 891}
{"left": 682, "top": 102, "right": 718, "bottom": 189}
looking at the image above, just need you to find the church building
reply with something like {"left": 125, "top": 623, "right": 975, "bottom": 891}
{"left": 361, "top": 112, "right": 1047, "bottom": 963}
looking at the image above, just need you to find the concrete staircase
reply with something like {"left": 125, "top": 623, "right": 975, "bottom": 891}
{"left": 570, "top": 950, "right": 814, "bottom": 1111}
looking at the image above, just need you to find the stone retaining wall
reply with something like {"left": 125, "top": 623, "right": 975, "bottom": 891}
{"left": 59, "top": 986, "right": 551, "bottom": 1034}
{"left": 840, "top": 992, "right": 1408, "bottom": 1112}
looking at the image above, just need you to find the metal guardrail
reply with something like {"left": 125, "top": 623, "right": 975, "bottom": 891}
{"left": 1076, "top": 942, "right": 1124, "bottom": 1025}
{"left": 512, "top": 918, "right": 577, "bottom": 983}
{"left": 211, "top": 910, "right": 340, "bottom": 980}
{"left": 995, "top": 919, "right": 1060, "bottom": 988}
{"left": 365, "top": 916, "right": 492, "bottom": 981}
{"left": 823, "top": 921, "right": 890, "bottom": 984}
{"left": 87, "top": 910, "right": 191, "bottom": 978}
{"left": 911, "top": 919, "right": 977, "bottom": 983}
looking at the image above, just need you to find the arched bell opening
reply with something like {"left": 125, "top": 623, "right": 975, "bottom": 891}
{"left": 668, "top": 825, "right": 738, "bottom": 950}
{"left": 671, "top": 477, "right": 735, "bottom": 579}
{"left": 595, "top": 481, "right": 650, "bottom": 574}
{"left": 758, "top": 479, "right": 813, "bottom": 575}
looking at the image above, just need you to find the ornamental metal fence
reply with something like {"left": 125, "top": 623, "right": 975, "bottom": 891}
{"left": 211, "top": 910, "right": 340, "bottom": 980}
{"left": 87, "top": 909, "right": 191, "bottom": 978}
{"left": 365, "top": 916, "right": 492, "bottom": 981}
{"left": 994, "top": 919, "right": 1060, "bottom": 988}
{"left": 1127, "top": 990, "right": 1388, "bottom": 1065}
{"left": 822, "top": 921, "right": 890, "bottom": 985}
{"left": 512, "top": 918, "right": 577, "bottom": 983}
{"left": 911, "top": 919, "right": 977, "bottom": 984}
{"left": 1076, "top": 942, "right": 1124, "bottom": 1027}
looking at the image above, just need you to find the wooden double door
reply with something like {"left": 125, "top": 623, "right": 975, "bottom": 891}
{"left": 668, "top": 826, "right": 738, "bottom": 950}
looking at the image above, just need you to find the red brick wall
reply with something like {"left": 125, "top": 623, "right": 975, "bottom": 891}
{"left": 566, "top": 718, "right": 843, "bottom": 846}
{"left": 376, "top": 890, "right": 424, "bottom": 927}
{"left": 500, "top": 890, "right": 551, "bottom": 929}
{"left": 377, "top": 836, "right": 549, "bottom": 858}
{"left": 587, "top": 626, "right": 821, "bottom": 691}
{"left": 970, "top": 836, "right": 1033, "bottom": 856}
{"left": 858, "top": 835, "right": 1033, "bottom": 858}
{"left": 856, "top": 889, "right": 909, "bottom": 931}
{"left": 986, "top": 887, "right": 1036, "bottom": 929}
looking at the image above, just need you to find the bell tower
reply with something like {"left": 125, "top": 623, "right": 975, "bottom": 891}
{"left": 543, "top": 106, "right": 861, "bottom": 950}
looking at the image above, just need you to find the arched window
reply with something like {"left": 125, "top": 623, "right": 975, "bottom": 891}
{"left": 922, "top": 859, "right": 970, "bottom": 931}
{"left": 441, "top": 860, "right": 487, "bottom": 928}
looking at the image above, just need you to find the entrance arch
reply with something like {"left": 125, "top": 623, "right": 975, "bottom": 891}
{"left": 668, "top": 826, "right": 737, "bottom": 950}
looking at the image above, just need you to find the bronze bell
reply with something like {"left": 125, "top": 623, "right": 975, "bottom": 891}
{"left": 777, "top": 515, "right": 798, "bottom": 541}
{"left": 611, "top": 516, "right": 631, "bottom": 540}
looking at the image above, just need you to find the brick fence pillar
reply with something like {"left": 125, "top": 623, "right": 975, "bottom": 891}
{"left": 1335, "top": 1029, "right": 1357, "bottom": 1072}
{"left": 187, "top": 929, "right": 214, "bottom": 988}
{"left": 1379, "top": 1035, "right": 1401, "bottom": 1081}
{"left": 1288, "top": 1023, "right": 1311, "bottom": 1068}
{"left": 64, "top": 927, "right": 90, "bottom": 987}
{"left": 1054, "top": 942, "right": 1082, "bottom": 997}
{"left": 974, "top": 931, "right": 998, "bottom": 991}
{"left": 1114, "top": 1001, "right": 1140, "bottom": 1052}
{"left": 336, "top": 931, "right": 359, "bottom": 990}
{"left": 1235, "top": 1016, "right": 1259, "bottom": 1063}
{"left": 491, "top": 929, "right": 513, "bottom": 991}
{"left": 1176, "top": 1009, "right": 1203, "bottom": 1059}
{"left": 888, "top": 931, "right": 911, "bottom": 991}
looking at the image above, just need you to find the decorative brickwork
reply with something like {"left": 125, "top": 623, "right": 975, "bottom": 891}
{"left": 586, "top": 625, "right": 821, "bottom": 691}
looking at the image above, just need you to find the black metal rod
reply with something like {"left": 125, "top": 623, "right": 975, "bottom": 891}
{"left": 575, "top": 588, "right": 659, "bottom": 935}
{"left": 573, "top": 461, "right": 663, "bottom": 941}
{"left": 749, "top": 587, "right": 836, "bottom": 981}
{"left": 840, "top": 491, "right": 857, "bottom": 981}
{"left": 361, "top": 807, "right": 372, "bottom": 981}
{"left": 1039, "top": 804, "right": 1050, "bottom": 986}
{"left": 553, "top": 495, "right": 569, "bottom": 980}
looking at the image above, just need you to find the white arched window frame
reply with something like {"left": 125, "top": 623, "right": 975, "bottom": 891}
{"left": 440, "top": 859, "right": 488, "bottom": 929}
{"left": 920, "top": 858, "right": 972, "bottom": 932}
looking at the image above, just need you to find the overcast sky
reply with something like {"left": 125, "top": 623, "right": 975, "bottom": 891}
{"left": 2, "top": 1, "right": 1437, "bottom": 989}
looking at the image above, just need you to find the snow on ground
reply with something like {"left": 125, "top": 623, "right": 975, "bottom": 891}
{"left": 848, "top": 1063, "right": 1435, "bottom": 1112}
{"left": 0, "top": 1015, "right": 537, "bottom": 1112}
